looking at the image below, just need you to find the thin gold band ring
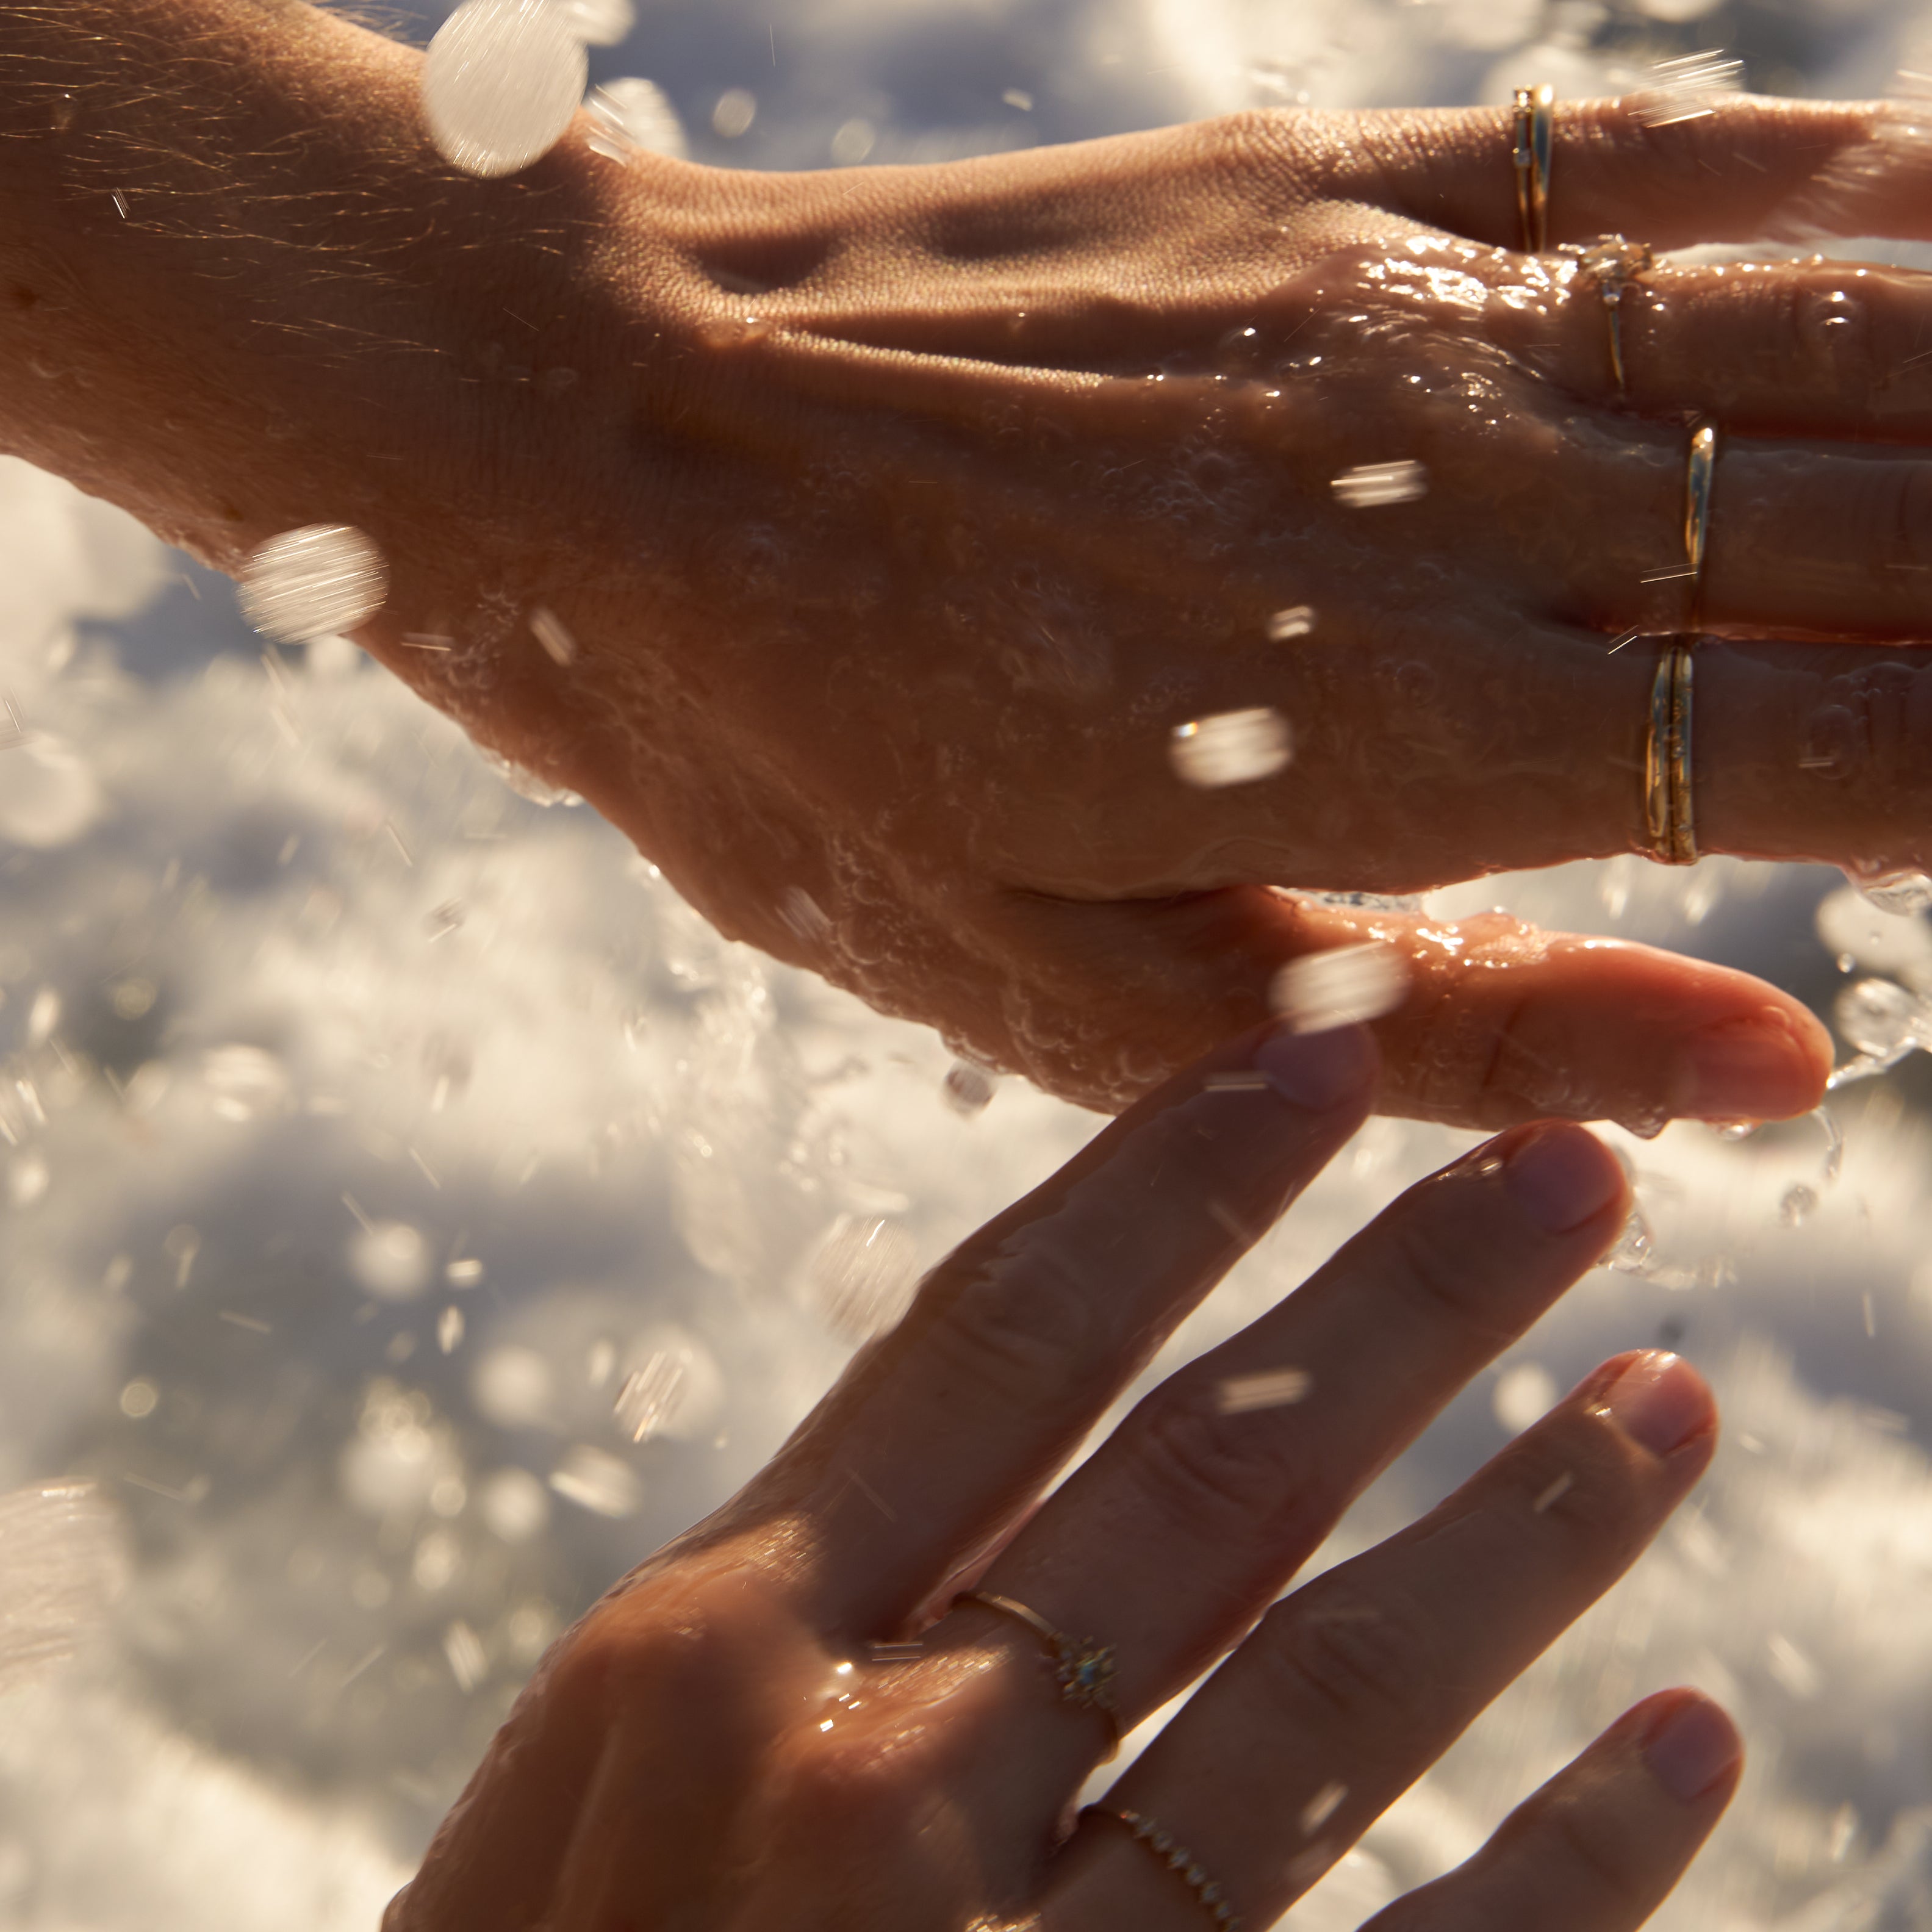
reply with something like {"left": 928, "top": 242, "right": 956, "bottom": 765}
{"left": 960, "top": 1590, "right": 1122, "bottom": 1749}
{"left": 1512, "top": 84, "right": 1554, "bottom": 253}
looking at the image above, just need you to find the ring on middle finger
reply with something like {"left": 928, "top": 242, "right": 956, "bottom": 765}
{"left": 961, "top": 1589, "right": 1123, "bottom": 1752}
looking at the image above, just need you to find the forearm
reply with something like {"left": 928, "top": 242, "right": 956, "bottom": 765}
{"left": 0, "top": 0, "right": 701, "bottom": 581}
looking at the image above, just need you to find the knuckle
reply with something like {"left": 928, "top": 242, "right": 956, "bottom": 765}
{"left": 1384, "top": 1199, "right": 1510, "bottom": 1343}
{"left": 1255, "top": 1587, "right": 1442, "bottom": 1732}
{"left": 922, "top": 1236, "right": 1104, "bottom": 1408}
{"left": 1120, "top": 1376, "right": 1329, "bottom": 1541}
{"left": 1529, "top": 1789, "right": 1653, "bottom": 1914}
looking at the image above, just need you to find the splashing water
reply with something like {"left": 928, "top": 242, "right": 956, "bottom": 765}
{"left": 1630, "top": 50, "right": 1745, "bottom": 127}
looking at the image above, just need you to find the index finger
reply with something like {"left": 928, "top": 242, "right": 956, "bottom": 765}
{"left": 1373, "top": 96, "right": 1915, "bottom": 255}
{"left": 747, "top": 1022, "right": 1377, "bottom": 1640}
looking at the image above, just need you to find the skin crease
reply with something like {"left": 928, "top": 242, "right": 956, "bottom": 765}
{"left": 373, "top": 1029, "right": 1741, "bottom": 1931}
{"left": 31, "top": 2, "right": 1932, "bottom": 1118}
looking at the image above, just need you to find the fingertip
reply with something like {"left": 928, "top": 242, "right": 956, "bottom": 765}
{"left": 1253, "top": 1020, "right": 1379, "bottom": 1113}
{"left": 1674, "top": 1002, "right": 1832, "bottom": 1123}
{"left": 1587, "top": 1350, "right": 1718, "bottom": 1462}
{"left": 1636, "top": 1689, "right": 1744, "bottom": 1806}
{"left": 1498, "top": 1121, "right": 1628, "bottom": 1236}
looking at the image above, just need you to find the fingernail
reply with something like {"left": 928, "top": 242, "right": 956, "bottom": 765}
{"left": 1501, "top": 1125, "right": 1624, "bottom": 1235}
{"left": 1678, "top": 1014, "right": 1820, "bottom": 1121}
{"left": 1594, "top": 1351, "right": 1712, "bottom": 1457}
{"left": 1642, "top": 1695, "right": 1741, "bottom": 1802}
{"left": 1254, "top": 1024, "right": 1375, "bottom": 1112}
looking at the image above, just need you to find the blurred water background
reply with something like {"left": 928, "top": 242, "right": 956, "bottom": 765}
{"left": 7, "top": 0, "right": 1932, "bottom": 1923}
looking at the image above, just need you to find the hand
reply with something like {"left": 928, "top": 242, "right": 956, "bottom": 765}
{"left": 387, "top": 1024, "right": 1737, "bottom": 1931}
{"left": 13, "top": 9, "right": 1919, "bottom": 1122}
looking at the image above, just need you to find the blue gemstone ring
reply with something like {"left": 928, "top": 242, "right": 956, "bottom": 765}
{"left": 960, "top": 1589, "right": 1122, "bottom": 1751}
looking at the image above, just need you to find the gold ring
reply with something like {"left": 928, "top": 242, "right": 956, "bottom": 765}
{"left": 1557, "top": 233, "right": 1653, "bottom": 397}
{"left": 1512, "top": 84, "right": 1554, "bottom": 253}
{"left": 1643, "top": 639, "right": 1697, "bottom": 865}
{"left": 961, "top": 1590, "right": 1121, "bottom": 1747}
{"left": 1086, "top": 1805, "right": 1241, "bottom": 1930}
{"left": 1684, "top": 420, "right": 1717, "bottom": 616}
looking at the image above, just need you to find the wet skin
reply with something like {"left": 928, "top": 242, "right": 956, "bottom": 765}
{"left": 383, "top": 1027, "right": 1742, "bottom": 1931}
{"left": 17, "top": 3, "right": 1932, "bottom": 1120}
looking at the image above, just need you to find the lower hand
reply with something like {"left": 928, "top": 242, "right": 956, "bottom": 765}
{"left": 387, "top": 1025, "right": 1737, "bottom": 1930}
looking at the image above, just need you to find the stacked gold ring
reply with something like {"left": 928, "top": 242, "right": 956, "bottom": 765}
{"left": 1086, "top": 1805, "right": 1241, "bottom": 1930}
{"left": 1641, "top": 422, "right": 1717, "bottom": 866}
{"left": 1512, "top": 84, "right": 1554, "bottom": 253}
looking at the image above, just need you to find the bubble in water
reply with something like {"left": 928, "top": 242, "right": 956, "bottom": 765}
{"left": 711, "top": 88, "right": 757, "bottom": 138}
{"left": 549, "top": 1445, "right": 641, "bottom": 1517}
{"left": 1169, "top": 707, "right": 1293, "bottom": 788}
{"left": 1266, "top": 605, "right": 1315, "bottom": 641}
{"left": 1853, "top": 869, "right": 1932, "bottom": 916}
{"left": 422, "top": 0, "right": 587, "bottom": 179}
{"left": 943, "top": 1061, "right": 997, "bottom": 1117}
{"left": 237, "top": 525, "right": 387, "bottom": 644}
{"left": 0, "top": 1484, "right": 124, "bottom": 1695}
{"left": 811, "top": 1215, "right": 919, "bottom": 1343}
{"left": 1834, "top": 978, "right": 1922, "bottom": 1058}
{"left": 1493, "top": 1362, "right": 1558, "bottom": 1435}
{"left": 350, "top": 1220, "right": 432, "bottom": 1300}
{"left": 553, "top": 0, "right": 633, "bottom": 45}
{"left": 1330, "top": 461, "right": 1427, "bottom": 508}
{"left": 1630, "top": 49, "right": 1744, "bottom": 127}
{"left": 585, "top": 76, "right": 688, "bottom": 160}
{"left": 1270, "top": 942, "right": 1410, "bottom": 1033}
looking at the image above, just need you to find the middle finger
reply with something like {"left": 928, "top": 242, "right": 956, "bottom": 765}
{"left": 943, "top": 1118, "right": 1628, "bottom": 1811}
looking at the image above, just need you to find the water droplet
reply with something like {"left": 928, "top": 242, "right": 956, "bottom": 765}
{"left": 1493, "top": 1362, "right": 1557, "bottom": 1435}
{"left": 1169, "top": 707, "right": 1293, "bottom": 788}
{"left": 614, "top": 1351, "right": 689, "bottom": 1443}
{"left": 422, "top": 0, "right": 587, "bottom": 179}
{"left": 711, "top": 88, "right": 756, "bottom": 138}
{"left": 1330, "top": 460, "right": 1427, "bottom": 508}
{"left": 1779, "top": 1183, "right": 1819, "bottom": 1229}
{"left": 1854, "top": 867, "right": 1932, "bottom": 916}
{"left": 585, "top": 76, "right": 688, "bottom": 160}
{"left": 554, "top": 0, "right": 633, "bottom": 46}
{"left": 1631, "top": 51, "right": 1743, "bottom": 127}
{"left": 1834, "top": 977, "right": 1921, "bottom": 1058}
{"left": 1266, "top": 605, "right": 1315, "bottom": 641}
{"left": 237, "top": 525, "right": 386, "bottom": 643}
{"left": 1269, "top": 942, "right": 1410, "bottom": 1033}
{"left": 942, "top": 1061, "right": 997, "bottom": 1117}
{"left": 810, "top": 1215, "right": 919, "bottom": 1343}
{"left": 830, "top": 118, "right": 876, "bottom": 165}
{"left": 548, "top": 1445, "right": 641, "bottom": 1517}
